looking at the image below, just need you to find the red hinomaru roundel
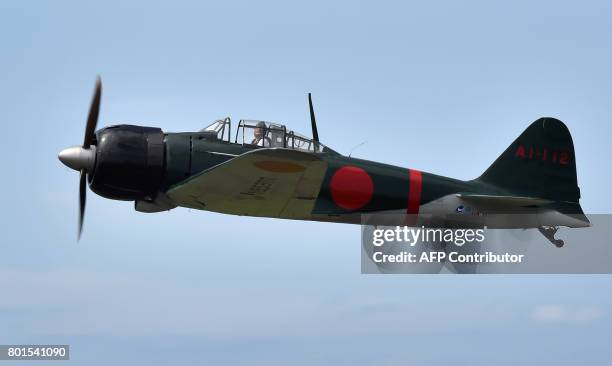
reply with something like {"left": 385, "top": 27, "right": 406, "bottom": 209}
{"left": 330, "top": 166, "right": 374, "bottom": 210}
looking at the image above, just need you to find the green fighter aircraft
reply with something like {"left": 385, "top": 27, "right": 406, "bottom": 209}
{"left": 59, "top": 78, "right": 590, "bottom": 246}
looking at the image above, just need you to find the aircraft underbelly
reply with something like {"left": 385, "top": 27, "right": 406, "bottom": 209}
{"left": 313, "top": 194, "right": 590, "bottom": 229}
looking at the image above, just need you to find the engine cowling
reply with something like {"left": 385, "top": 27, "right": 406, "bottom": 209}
{"left": 88, "top": 124, "right": 164, "bottom": 200}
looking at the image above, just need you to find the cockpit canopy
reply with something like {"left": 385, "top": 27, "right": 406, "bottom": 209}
{"left": 202, "top": 117, "right": 336, "bottom": 154}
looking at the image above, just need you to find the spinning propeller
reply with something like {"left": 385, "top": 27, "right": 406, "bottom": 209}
{"left": 58, "top": 77, "right": 102, "bottom": 240}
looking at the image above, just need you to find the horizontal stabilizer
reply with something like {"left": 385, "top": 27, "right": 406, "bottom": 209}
{"left": 457, "top": 193, "right": 554, "bottom": 207}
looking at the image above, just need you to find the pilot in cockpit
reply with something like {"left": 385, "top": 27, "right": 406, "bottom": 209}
{"left": 251, "top": 121, "right": 271, "bottom": 147}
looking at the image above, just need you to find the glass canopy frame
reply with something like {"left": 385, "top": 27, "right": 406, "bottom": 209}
{"left": 202, "top": 118, "right": 336, "bottom": 154}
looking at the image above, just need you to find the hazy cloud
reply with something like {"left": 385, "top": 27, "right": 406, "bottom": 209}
{"left": 530, "top": 305, "right": 604, "bottom": 325}
{"left": 0, "top": 269, "right": 519, "bottom": 338}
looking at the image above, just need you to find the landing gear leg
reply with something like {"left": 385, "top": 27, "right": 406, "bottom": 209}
{"left": 538, "top": 226, "right": 565, "bottom": 248}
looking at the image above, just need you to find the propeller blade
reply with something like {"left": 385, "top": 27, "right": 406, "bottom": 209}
{"left": 78, "top": 169, "right": 86, "bottom": 240}
{"left": 308, "top": 93, "right": 319, "bottom": 143}
{"left": 83, "top": 76, "right": 102, "bottom": 148}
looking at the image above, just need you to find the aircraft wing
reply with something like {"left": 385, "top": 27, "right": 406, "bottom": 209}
{"left": 167, "top": 148, "right": 328, "bottom": 218}
{"left": 457, "top": 193, "right": 554, "bottom": 207}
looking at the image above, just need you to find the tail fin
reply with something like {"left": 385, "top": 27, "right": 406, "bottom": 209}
{"left": 477, "top": 118, "right": 581, "bottom": 203}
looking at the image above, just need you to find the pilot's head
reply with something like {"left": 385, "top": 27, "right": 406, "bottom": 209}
{"left": 254, "top": 122, "right": 266, "bottom": 139}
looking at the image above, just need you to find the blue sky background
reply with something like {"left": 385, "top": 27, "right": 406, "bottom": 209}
{"left": 1, "top": 0, "right": 612, "bottom": 364}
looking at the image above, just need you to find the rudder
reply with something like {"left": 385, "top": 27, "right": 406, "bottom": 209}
{"left": 477, "top": 118, "right": 581, "bottom": 203}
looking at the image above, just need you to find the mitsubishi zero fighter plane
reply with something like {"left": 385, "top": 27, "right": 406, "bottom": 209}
{"left": 59, "top": 78, "right": 590, "bottom": 246}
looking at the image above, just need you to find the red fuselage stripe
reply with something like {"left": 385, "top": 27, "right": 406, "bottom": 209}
{"left": 407, "top": 169, "right": 422, "bottom": 215}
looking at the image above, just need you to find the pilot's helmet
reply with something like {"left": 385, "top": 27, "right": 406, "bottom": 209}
{"left": 255, "top": 121, "right": 267, "bottom": 135}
